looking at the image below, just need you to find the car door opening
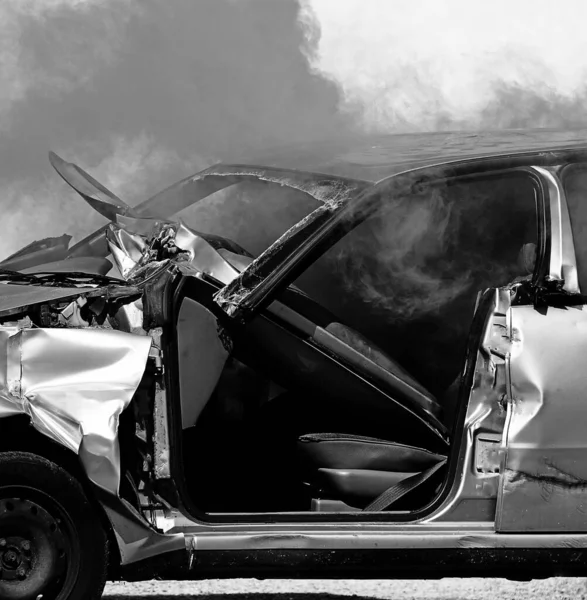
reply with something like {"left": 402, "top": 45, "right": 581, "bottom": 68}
{"left": 170, "top": 168, "right": 541, "bottom": 519}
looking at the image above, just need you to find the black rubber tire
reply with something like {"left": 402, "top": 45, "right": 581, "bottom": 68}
{"left": 0, "top": 451, "right": 109, "bottom": 600}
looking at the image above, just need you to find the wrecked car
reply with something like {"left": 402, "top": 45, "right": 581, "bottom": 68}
{"left": 3, "top": 130, "right": 587, "bottom": 599}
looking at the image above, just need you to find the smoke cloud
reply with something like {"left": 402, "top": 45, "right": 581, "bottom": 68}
{"left": 304, "top": 0, "right": 587, "bottom": 131}
{"left": 0, "top": 0, "right": 350, "bottom": 258}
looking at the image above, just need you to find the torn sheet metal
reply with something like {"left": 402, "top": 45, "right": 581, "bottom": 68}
{"left": 106, "top": 217, "right": 241, "bottom": 287}
{"left": 64, "top": 160, "right": 369, "bottom": 261}
{"left": 497, "top": 303, "right": 587, "bottom": 532}
{"left": 106, "top": 226, "right": 148, "bottom": 278}
{"left": 173, "top": 223, "right": 239, "bottom": 284}
{"left": 143, "top": 168, "right": 368, "bottom": 321}
{"left": 44, "top": 152, "right": 370, "bottom": 310}
{"left": 0, "top": 324, "right": 152, "bottom": 494}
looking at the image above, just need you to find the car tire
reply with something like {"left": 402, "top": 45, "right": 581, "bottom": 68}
{"left": 0, "top": 451, "right": 109, "bottom": 600}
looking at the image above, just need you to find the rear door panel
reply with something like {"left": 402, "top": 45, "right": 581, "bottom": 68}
{"left": 497, "top": 304, "right": 587, "bottom": 532}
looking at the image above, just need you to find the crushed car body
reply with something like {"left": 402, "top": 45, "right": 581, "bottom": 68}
{"left": 5, "top": 130, "right": 587, "bottom": 598}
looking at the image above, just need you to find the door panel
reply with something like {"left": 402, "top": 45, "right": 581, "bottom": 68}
{"left": 177, "top": 297, "right": 230, "bottom": 429}
{"left": 497, "top": 304, "right": 587, "bottom": 532}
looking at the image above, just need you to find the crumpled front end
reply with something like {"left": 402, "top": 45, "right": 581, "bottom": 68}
{"left": 0, "top": 316, "right": 152, "bottom": 495}
{"left": 0, "top": 149, "right": 364, "bottom": 493}
{"left": 106, "top": 216, "right": 242, "bottom": 287}
{"left": 0, "top": 171, "right": 252, "bottom": 501}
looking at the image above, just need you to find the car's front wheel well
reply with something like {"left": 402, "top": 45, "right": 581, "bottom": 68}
{"left": 0, "top": 415, "right": 82, "bottom": 473}
{"left": 0, "top": 415, "right": 122, "bottom": 574}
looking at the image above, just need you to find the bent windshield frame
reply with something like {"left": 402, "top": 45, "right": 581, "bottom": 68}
{"left": 214, "top": 153, "right": 557, "bottom": 322}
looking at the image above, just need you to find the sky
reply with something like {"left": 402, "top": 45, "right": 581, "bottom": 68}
{"left": 1, "top": 0, "right": 587, "bottom": 257}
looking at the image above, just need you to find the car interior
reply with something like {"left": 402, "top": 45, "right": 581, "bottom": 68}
{"left": 177, "top": 169, "right": 541, "bottom": 517}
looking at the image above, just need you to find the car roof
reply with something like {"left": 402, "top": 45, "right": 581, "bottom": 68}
{"left": 222, "top": 128, "right": 587, "bottom": 183}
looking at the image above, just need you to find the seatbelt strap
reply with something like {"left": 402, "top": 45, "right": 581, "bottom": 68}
{"left": 362, "top": 458, "right": 448, "bottom": 512}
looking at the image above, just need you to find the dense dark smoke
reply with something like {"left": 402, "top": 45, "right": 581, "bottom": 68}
{"left": 0, "top": 0, "right": 351, "bottom": 257}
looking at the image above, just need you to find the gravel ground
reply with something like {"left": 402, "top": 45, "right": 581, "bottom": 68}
{"left": 103, "top": 578, "right": 587, "bottom": 600}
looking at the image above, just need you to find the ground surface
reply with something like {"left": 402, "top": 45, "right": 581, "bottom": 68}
{"left": 103, "top": 578, "right": 587, "bottom": 600}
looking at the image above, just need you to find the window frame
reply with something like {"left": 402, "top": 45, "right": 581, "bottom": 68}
{"left": 215, "top": 159, "right": 552, "bottom": 322}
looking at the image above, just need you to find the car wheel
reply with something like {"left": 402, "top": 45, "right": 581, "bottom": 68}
{"left": 0, "top": 451, "right": 109, "bottom": 600}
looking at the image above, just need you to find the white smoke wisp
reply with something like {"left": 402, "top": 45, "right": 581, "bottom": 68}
{"left": 303, "top": 0, "right": 587, "bottom": 131}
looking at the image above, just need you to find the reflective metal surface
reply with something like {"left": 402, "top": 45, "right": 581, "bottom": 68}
{"left": 498, "top": 303, "right": 587, "bottom": 532}
{"left": 187, "top": 528, "right": 587, "bottom": 551}
{"left": 0, "top": 322, "right": 152, "bottom": 494}
{"left": 532, "top": 166, "right": 579, "bottom": 293}
{"left": 430, "top": 288, "right": 510, "bottom": 523}
{"left": 49, "top": 151, "right": 138, "bottom": 222}
{"left": 107, "top": 226, "right": 147, "bottom": 278}
{"left": 155, "top": 513, "right": 587, "bottom": 550}
{"left": 102, "top": 497, "right": 185, "bottom": 565}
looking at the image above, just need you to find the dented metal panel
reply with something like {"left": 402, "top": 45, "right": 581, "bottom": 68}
{"left": 0, "top": 323, "right": 152, "bottom": 494}
{"left": 174, "top": 223, "right": 240, "bottom": 284}
{"left": 101, "top": 497, "right": 185, "bottom": 565}
{"left": 106, "top": 218, "right": 241, "bottom": 287}
{"left": 497, "top": 304, "right": 587, "bottom": 532}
